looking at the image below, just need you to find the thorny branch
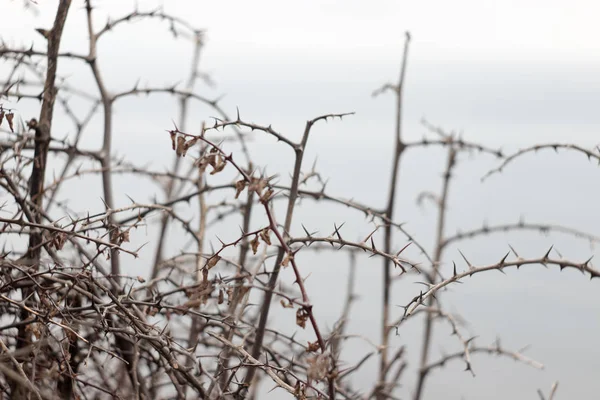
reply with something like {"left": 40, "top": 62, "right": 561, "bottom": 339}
{"left": 0, "top": 4, "right": 597, "bottom": 400}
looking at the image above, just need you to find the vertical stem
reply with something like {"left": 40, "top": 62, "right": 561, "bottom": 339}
{"left": 17, "top": 2, "right": 72, "bottom": 399}
{"left": 413, "top": 147, "right": 456, "bottom": 400}
{"left": 378, "top": 32, "right": 411, "bottom": 399}
{"left": 84, "top": 0, "right": 119, "bottom": 277}
{"left": 243, "top": 118, "right": 326, "bottom": 394}
{"left": 26, "top": 0, "right": 72, "bottom": 260}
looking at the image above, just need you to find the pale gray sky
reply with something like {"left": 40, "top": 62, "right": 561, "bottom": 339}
{"left": 2, "top": 1, "right": 600, "bottom": 399}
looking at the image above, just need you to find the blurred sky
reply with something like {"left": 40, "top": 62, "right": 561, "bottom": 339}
{"left": 2, "top": 1, "right": 600, "bottom": 399}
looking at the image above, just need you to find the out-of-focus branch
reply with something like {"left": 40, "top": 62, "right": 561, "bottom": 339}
{"left": 376, "top": 31, "right": 410, "bottom": 400}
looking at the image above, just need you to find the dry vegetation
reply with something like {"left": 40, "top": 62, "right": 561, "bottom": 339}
{"left": 0, "top": 1, "right": 598, "bottom": 399}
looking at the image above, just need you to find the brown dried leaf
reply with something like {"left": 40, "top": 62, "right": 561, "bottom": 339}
{"left": 280, "top": 299, "right": 293, "bottom": 309}
{"left": 281, "top": 252, "right": 293, "bottom": 268}
{"left": 120, "top": 229, "right": 130, "bottom": 243}
{"left": 6, "top": 113, "right": 14, "bottom": 132}
{"left": 176, "top": 136, "right": 186, "bottom": 157}
{"left": 183, "top": 137, "right": 199, "bottom": 152}
{"left": 0, "top": 110, "right": 4, "bottom": 127}
{"left": 248, "top": 177, "right": 267, "bottom": 195}
{"left": 234, "top": 179, "right": 247, "bottom": 199}
{"left": 250, "top": 234, "right": 260, "bottom": 254}
{"left": 206, "top": 255, "right": 220, "bottom": 269}
{"left": 306, "top": 340, "right": 320, "bottom": 352}
{"left": 218, "top": 289, "right": 224, "bottom": 304}
{"left": 296, "top": 307, "right": 309, "bottom": 329}
{"left": 194, "top": 157, "right": 209, "bottom": 174}
{"left": 260, "top": 188, "right": 274, "bottom": 204}
{"left": 169, "top": 131, "right": 177, "bottom": 150}
{"left": 294, "top": 382, "right": 307, "bottom": 400}
{"left": 259, "top": 228, "right": 271, "bottom": 246}
{"left": 52, "top": 232, "right": 67, "bottom": 250}
{"left": 210, "top": 158, "right": 226, "bottom": 175}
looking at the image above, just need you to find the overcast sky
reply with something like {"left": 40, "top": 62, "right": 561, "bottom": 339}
{"left": 2, "top": 1, "right": 600, "bottom": 399}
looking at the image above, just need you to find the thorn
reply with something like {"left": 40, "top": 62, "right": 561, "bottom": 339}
{"left": 457, "top": 250, "right": 473, "bottom": 269}
{"left": 395, "top": 242, "right": 412, "bottom": 256}
{"left": 453, "top": 261, "right": 457, "bottom": 277}
{"left": 508, "top": 244, "right": 520, "bottom": 258}
{"left": 301, "top": 224, "right": 313, "bottom": 238}
{"left": 543, "top": 245, "right": 554, "bottom": 260}
{"left": 99, "top": 197, "right": 110, "bottom": 210}
{"left": 498, "top": 251, "right": 510, "bottom": 266}
{"left": 332, "top": 222, "right": 345, "bottom": 240}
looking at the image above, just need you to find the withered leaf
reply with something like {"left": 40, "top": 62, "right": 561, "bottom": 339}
{"left": 280, "top": 299, "right": 293, "bottom": 309}
{"left": 183, "top": 137, "right": 199, "bottom": 152}
{"left": 306, "top": 340, "right": 320, "bottom": 352}
{"left": 206, "top": 153, "right": 217, "bottom": 168}
{"left": 169, "top": 130, "right": 177, "bottom": 150}
{"left": 281, "top": 252, "right": 293, "bottom": 268}
{"left": 52, "top": 232, "right": 67, "bottom": 250}
{"left": 206, "top": 255, "right": 220, "bottom": 269}
{"left": 248, "top": 177, "right": 267, "bottom": 195}
{"left": 260, "top": 188, "right": 274, "bottom": 204}
{"left": 175, "top": 136, "right": 186, "bottom": 157}
{"left": 6, "top": 113, "right": 14, "bottom": 133}
{"left": 0, "top": 110, "right": 4, "bottom": 127}
{"left": 259, "top": 228, "right": 271, "bottom": 246}
{"left": 250, "top": 234, "right": 260, "bottom": 254}
{"left": 218, "top": 289, "right": 224, "bottom": 304}
{"left": 234, "top": 179, "right": 247, "bottom": 199}
{"left": 210, "top": 158, "right": 226, "bottom": 175}
{"left": 194, "top": 157, "right": 209, "bottom": 174}
{"left": 296, "top": 307, "right": 309, "bottom": 329}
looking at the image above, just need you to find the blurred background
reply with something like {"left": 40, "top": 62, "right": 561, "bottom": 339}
{"left": 2, "top": 0, "right": 600, "bottom": 398}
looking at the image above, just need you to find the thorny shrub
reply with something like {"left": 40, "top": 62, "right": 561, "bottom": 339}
{"left": 0, "top": 2, "right": 598, "bottom": 400}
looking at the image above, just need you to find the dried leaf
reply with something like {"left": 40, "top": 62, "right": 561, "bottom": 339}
{"left": 280, "top": 299, "right": 293, "bottom": 309}
{"left": 6, "top": 113, "right": 14, "bottom": 133}
{"left": 183, "top": 137, "right": 199, "bottom": 152}
{"left": 307, "top": 340, "right": 320, "bottom": 352}
{"left": 210, "top": 158, "right": 226, "bottom": 175}
{"left": 260, "top": 188, "right": 274, "bottom": 204}
{"left": 234, "top": 179, "right": 247, "bottom": 199}
{"left": 259, "top": 228, "right": 271, "bottom": 246}
{"left": 52, "top": 232, "right": 67, "bottom": 250}
{"left": 175, "top": 136, "right": 186, "bottom": 157}
{"left": 218, "top": 289, "right": 224, "bottom": 304}
{"left": 250, "top": 234, "right": 260, "bottom": 254}
{"left": 206, "top": 255, "right": 220, "bottom": 269}
{"left": 194, "top": 157, "right": 209, "bottom": 174}
{"left": 248, "top": 177, "right": 267, "bottom": 195}
{"left": 296, "top": 307, "right": 309, "bottom": 329}
{"left": 0, "top": 110, "right": 4, "bottom": 127}
{"left": 281, "top": 252, "right": 293, "bottom": 268}
{"left": 169, "top": 131, "right": 177, "bottom": 150}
